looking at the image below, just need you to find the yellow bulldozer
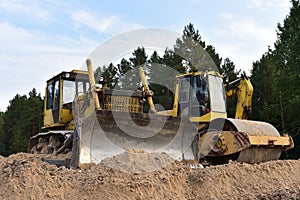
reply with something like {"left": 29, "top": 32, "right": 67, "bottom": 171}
{"left": 29, "top": 59, "right": 293, "bottom": 168}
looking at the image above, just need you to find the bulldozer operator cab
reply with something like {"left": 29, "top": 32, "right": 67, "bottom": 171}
{"left": 176, "top": 71, "right": 227, "bottom": 122}
{"left": 43, "top": 70, "right": 89, "bottom": 129}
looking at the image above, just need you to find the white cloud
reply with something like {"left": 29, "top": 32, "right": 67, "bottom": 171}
{"left": 0, "top": 22, "right": 96, "bottom": 111}
{"left": 70, "top": 10, "right": 144, "bottom": 35}
{"left": 0, "top": 0, "right": 29, "bottom": 12}
{"left": 247, "top": 0, "right": 290, "bottom": 11}
{"left": 209, "top": 15, "right": 276, "bottom": 73}
{"left": 0, "top": 5, "right": 144, "bottom": 111}
{"left": 0, "top": 21, "right": 145, "bottom": 112}
{"left": 219, "top": 12, "right": 235, "bottom": 20}
{"left": 0, "top": 0, "right": 50, "bottom": 21}
{"left": 88, "top": 28, "right": 181, "bottom": 69}
{"left": 247, "top": 0, "right": 263, "bottom": 8}
{"left": 0, "top": 0, "right": 291, "bottom": 111}
{"left": 71, "top": 10, "right": 118, "bottom": 33}
{"left": 212, "top": 0, "right": 289, "bottom": 73}
{"left": 215, "top": 17, "right": 275, "bottom": 43}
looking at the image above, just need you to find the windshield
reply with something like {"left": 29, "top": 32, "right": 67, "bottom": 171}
{"left": 208, "top": 75, "right": 226, "bottom": 113}
{"left": 63, "top": 80, "right": 76, "bottom": 104}
{"left": 63, "top": 79, "right": 90, "bottom": 105}
{"left": 179, "top": 77, "right": 190, "bottom": 103}
{"left": 190, "top": 75, "right": 210, "bottom": 116}
{"left": 53, "top": 80, "right": 60, "bottom": 110}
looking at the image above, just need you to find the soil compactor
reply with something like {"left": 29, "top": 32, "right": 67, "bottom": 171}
{"left": 29, "top": 59, "right": 293, "bottom": 168}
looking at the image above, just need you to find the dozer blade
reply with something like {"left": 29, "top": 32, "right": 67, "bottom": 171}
{"left": 199, "top": 118, "right": 293, "bottom": 164}
{"left": 76, "top": 110, "right": 198, "bottom": 166}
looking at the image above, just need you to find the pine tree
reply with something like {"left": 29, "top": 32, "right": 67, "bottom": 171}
{"left": 129, "top": 47, "right": 147, "bottom": 67}
{"left": 1, "top": 89, "right": 43, "bottom": 155}
{"left": 0, "top": 112, "right": 5, "bottom": 155}
{"left": 174, "top": 23, "right": 221, "bottom": 72}
{"left": 222, "top": 58, "right": 240, "bottom": 118}
{"left": 148, "top": 50, "right": 176, "bottom": 111}
{"left": 26, "top": 88, "right": 43, "bottom": 139}
{"left": 95, "top": 63, "right": 118, "bottom": 88}
{"left": 250, "top": 0, "right": 300, "bottom": 158}
{"left": 221, "top": 58, "right": 240, "bottom": 81}
{"left": 123, "top": 47, "right": 148, "bottom": 90}
{"left": 272, "top": 0, "right": 300, "bottom": 158}
{"left": 3, "top": 94, "right": 28, "bottom": 154}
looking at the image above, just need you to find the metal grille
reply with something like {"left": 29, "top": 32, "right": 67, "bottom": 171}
{"left": 104, "top": 95, "right": 143, "bottom": 113}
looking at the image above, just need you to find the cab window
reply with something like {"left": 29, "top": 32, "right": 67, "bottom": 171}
{"left": 179, "top": 77, "right": 190, "bottom": 103}
{"left": 46, "top": 84, "right": 53, "bottom": 109}
{"left": 208, "top": 75, "right": 226, "bottom": 113}
{"left": 63, "top": 80, "right": 76, "bottom": 104}
{"left": 53, "top": 80, "right": 60, "bottom": 110}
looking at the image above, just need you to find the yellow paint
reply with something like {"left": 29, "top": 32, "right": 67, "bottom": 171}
{"left": 86, "top": 59, "right": 101, "bottom": 110}
{"left": 138, "top": 66, "right": 157, "bottom": 113}
{"left": 248, "top": 135, "right": 292, "bottom": 147}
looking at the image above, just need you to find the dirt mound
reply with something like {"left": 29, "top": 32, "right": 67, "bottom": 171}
{"left": 189, "top": 160, "right": 300, "bottom": 199}
{"left": 1, "top": 152, "right": 300, "bottom": 199}
{"left": 101, "top": 148, "right": 176, "bottom": 173}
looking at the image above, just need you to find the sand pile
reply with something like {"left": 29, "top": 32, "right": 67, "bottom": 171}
{"left": 0, "top": 152, "right": 300, "bottom": 200}
{"left": 101, "top": 148, "right": 176, "bottom": 173}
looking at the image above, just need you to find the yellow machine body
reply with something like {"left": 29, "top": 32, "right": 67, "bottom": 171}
{"left": 138, "top": 66, "right": 293, "bottom": 164}
{"left": 29, "top": 59, "right": 293, "bottom": 168}
{"left": 42, "top": 70, "right": 89, "bottom": 130}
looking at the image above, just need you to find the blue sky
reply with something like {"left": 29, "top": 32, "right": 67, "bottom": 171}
{"left": 0, "top": 0, "right": 291, "bottom": 111}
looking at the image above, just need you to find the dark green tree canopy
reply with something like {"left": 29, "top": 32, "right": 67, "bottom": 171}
{"left": 130, "top": 47, "right": 148, "bottom": 67}
{"left": 251, "top": 0, "right": 300, "bottom": 158}
{"left": 4, "top": 7, "right": 299, "bottom": 159}
{"left": 0, "top": 89, "right": 43, "bottom": 156}
{"left": 174, "top": 23, "right": 222, "bottom": 72}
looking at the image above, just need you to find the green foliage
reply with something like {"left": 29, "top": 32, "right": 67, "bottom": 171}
{"left": 0, "top": 88, "right": 43, "bottom": 156}
{"left": 221, "top": 58, "right": 240, "bottom": 118}
{"left": 221, "top": 58, "right": 240, "bottom": 81}
{"left": 173, "top": 23, "right": 240, "bottom": 117}
{"left": 117, "top": 58, "right": 133, "bottom": 76}
{"left": 274, "top": 0, "right": 300, "bottom": 159}
{"left": 92, "top": 23, "right": 240, "bottom": 114}
{"left": 2, "top": 3, "right": 298, "bottom": 159}
{"left": 0, "top": 112, "right": 5, "bottom": 155}
{"left": 251, "top": 51, "right": 277, "bottom": 123}
{"left": 95, "top": 63, "right": 118, "bottom": 88}
{"left": 162, "top": 48, "right": 185, "bottom": 73}
{"left": 251, "top": 0, "right": 300, "bottom": 158}
{"left": 129, "top": 47, "right": 147, "bottom": 66}
{"left": 95, "top": 47, "right": 148, "bottom": 90}
{"left": 174, "top": 23, "right": 222, "bottom": 72}
{"left": 148, "top": 50, "right": 178, "bottom": 111}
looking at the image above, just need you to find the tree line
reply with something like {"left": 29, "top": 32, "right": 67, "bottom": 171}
{"left": 0, "top": 89, "right": 43, "bottom": 156}
{"left": 94, "top": 23, "right": 239, "bottom": 114}
{"left": 0, "top": 0, "right": 299, "bottom": 157}
{"left": 251, "top": 0, "right": 300, "bottom": 158}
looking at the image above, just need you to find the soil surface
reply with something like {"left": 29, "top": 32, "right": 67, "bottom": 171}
{"left": 0, "top": 152, "right": 300, "bottom": 200}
